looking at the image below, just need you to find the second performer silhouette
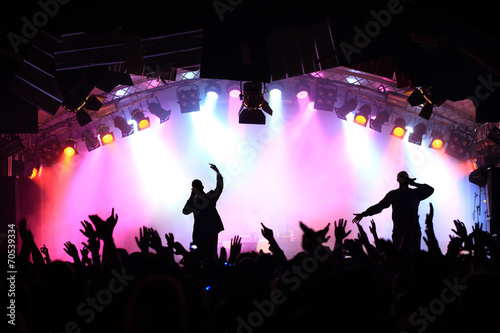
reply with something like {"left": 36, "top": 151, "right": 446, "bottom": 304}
{"left": 352, "top": 171, "right": 434, "bottom": 253}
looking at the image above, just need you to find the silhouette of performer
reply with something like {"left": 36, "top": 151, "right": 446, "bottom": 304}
{"left": 352, "top": 171, "right": 434, "bottom": 253}
{"left": 182, "top": 163, "right": 224, "bottom": 261}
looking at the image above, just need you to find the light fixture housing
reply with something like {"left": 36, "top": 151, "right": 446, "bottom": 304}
{"left": 63, "top": 138, "right": 78, "bottom": 157}
{"left": 408, "top": 123, "right": 427, "bottom": 145}
{"left": 335, "top": 99, "right": 357, "bottom": 120}
{"left": 294, "top": 82, "right": 310, "bottom": 99}
{"left": 369, "top": 110, "right": 390, "bottom": 132}
{"left": 131, "top": 109, "right": 151, "bottom": 131}
{"left": 204, "top": 82, "right": 221, "bottom": 99}
{"left": 177, "top": 85, "right": 201, "bottom": 113}
{"left": 445, "top": 130, "right": 471, "bottom": 160}
{"left": 239, "top": 82, "right": 273, "bottom": 125}
{"left": 391, "top": 117, "right": 407, "bottom": 139}
{"left": 314, "top": 85, "right": 337, "bottom": 111}
{"left": 97, "top": 124, "right": 115, "bottom": 145}
{"left": 114, "top": 116, "right": 134, "bottom": 137}
{"left": 353, "top": 104, "right": 372, "bottom": 127}
{"left": 147, "top": 96, "right": 171, "bottom": 123}
{"left": 82, "top": 129, "right": 101, "bottom": 152}
{"left": 429, "top": 129, "right": 445, "bottom": 150}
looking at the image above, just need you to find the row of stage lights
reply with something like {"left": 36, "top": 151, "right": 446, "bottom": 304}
{"left": 48, "top": 80, "right": 472, "bottom": 164}
{"left": 291, "top": 81, "right": 472, "bottom": 159}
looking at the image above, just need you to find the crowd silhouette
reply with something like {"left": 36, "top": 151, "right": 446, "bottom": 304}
{"left": 4, "top": 199, "right": 500, "bottom": 333}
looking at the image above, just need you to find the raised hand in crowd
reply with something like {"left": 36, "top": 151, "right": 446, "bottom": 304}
{"left": 228, "top": 235, "right": 242, "bottom": 265}
{"left": 89, "top": 208, "right": 121, "bottom": 271}
{"left": 89, "top": 208, "right": 118, "bottom": 241}
{"left": 300, "top": 221, "right": 331, "bottom": 255}
{"left": 356, "top": 222, "right": 378, "bottom": 259}
{"left": 136, "top": 226, "right": 150, "bottom": 255}
{"left": 40, "top": 244, "right": 51, "bottom": 264}
{"left": 422, "top": 203, "right": 442, "bottom": 256}
{"left": 64, "top": 241, "right": 81, "bottom": 264}
{"left": 261, "top": 222, "right": 286, "bottom": 263}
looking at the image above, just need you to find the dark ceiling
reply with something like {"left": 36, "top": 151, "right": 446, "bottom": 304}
{"left": 1, "top": 0, "right": 499, "bottom": 134}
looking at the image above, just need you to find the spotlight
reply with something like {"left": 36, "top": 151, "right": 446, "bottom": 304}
{"left": 114, "top": 116, "right": 134, "bottom": 137}
{"left": 177, "top": 85, "right": 201, "bottom": 113}
{"left": 97, "top": 124, "right": 115, "bottom": 145}
{"left": 391, "top": 117, "right": 407, "bottom": 139}
{"left": 314, "top": 85, "right": 337, "bottom": 111}
{"left": 335, "top": 99, "right": 357, "bottom": 120}
{"left": 369, "top": 110, "right": 390, "bottom": 132}
{"left": 131, "top": 109, "right": 150, "bottom": 131}
{"left": 408, "top": 123, "right": 427, "bottom": 145}
{"left": 226, "top": 82, "right": 241, "bottom": 98}
{"left": 353, "top": 104, "right": 372, "bottom": 127}
{"left": 204, "top": 82, "right": 221, "bottom": 99}
{"left": 445, "top": 130, "right": 471, "bottom": 160}
{"left": 239, "top": 82, "right": 273, "bottom": 125}
{"left": 147, "top": 96, "right": 171, "bottom": 123}
{"left": 82, "top": 129, "right": 101, "bottom": 152}
{"left": 429, "top": 129, "right": 444, "bottom": 150}
{"left": 63, "top": 138, "right": 78, "bottom": 157}
{"left": 295, "top": 82, "right": 310, "bottom": 99}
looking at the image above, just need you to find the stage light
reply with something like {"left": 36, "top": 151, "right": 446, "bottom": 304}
{"left": 353, "top": 104, "right": 372, "bottom": 126}
{"left": 239, "top": 82, "right": 273, "bottom": 125}
{"left": 63, "top": 138, "right": 78, "bottom": 157}
{"left": 408, "top": 123, "right": 427, "bottom": 145}
{"left": 97, "top": 124, "right": 115, "bottom": 145}
{"left": 114, "top": 116, "right": 134, "bottom": 137}
{"left": 205, "top": 82, "right": 221, "bottom": 99}
{"left": 314, "top": 85, "right": 337, "bottom": 111}
{"left": 268, "top": 81, "right": 283, "bottom": 99}
{"left": 335, "top": 99, "right": 357, "bottom": 120}
{"left": 226, "top": 82, "right": 241, "bottom": 98}
{"left": 147, "top": 96, "right": 171, "bottom": 123}
{"left": 82, "top": 129, "right": 101, "bottom": 152}
{"left": 270, "top": 88, "right": 282, "bottom": 98}
{"left": 428, "top": 129, "right": 445, "bottom": 150}
{"left": 391, "top": 117, "right": 407, "bottom": 139}
{"left": 369, "top": 110, "right": 390, "bottom": 132}
{"left": 445, "top": 130, "right": 471, "bottom": 160}
{"left": 295, "top": 82, "right": 310, "bottom": 99}
{"left": 131, "top": 109, "right": 150, "bottom": 131}
{"left": 177, "top": 85, "right": 201, "bottom": 113}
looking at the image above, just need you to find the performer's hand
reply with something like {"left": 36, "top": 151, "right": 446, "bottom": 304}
{"left": 209, "top": 163, "right": 220, "bottom": 174}
{"left": 409, "top": 178, "right": 417, "bottom": 186}
{"left": 352, "top": 213, "right": 364, "bottom": 224}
